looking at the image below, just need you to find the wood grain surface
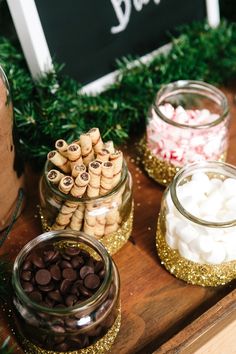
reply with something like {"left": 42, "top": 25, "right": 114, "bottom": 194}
{"left": 0, "top": 86, "right": 236, "bottom": 353}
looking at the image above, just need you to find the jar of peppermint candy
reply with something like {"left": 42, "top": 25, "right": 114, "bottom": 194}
{"left": 143, "top": 80, "right": 230, "bottom": 185}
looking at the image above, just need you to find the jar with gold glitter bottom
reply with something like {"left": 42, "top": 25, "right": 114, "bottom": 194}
{"left": 39, "top": 161, "right": 133, "bottom": 255}
{"left": 144, "top": 80, "right": 229, "bottom": 186}
{"left": 156, "top": 161, "right": 236, "bottom": 286}
{"left": 12, "top": 231, "right": 121, "bottom": 353}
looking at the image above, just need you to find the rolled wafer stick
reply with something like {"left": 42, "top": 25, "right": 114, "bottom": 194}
{"left": 83, "top": 219, "right": 95, "bottom": 236}
{"left": 60, "top": 200, "right": 78, "bottom": 214}
{"left": 104, "top": 222, "right": 119, "bottom": 235}
{"left": 58, "top": 176, "right": 74, "bottom": 194}
{"left": 96, "top": 148, "right": 110, "bottom": 162}
{"left": 55, "top": 139, "right": 68, "bottom": 157}
{"left": 104, "top": 141, "right": 115, "bottom": 154}
{"left": 106, "top": 209, "right": 120, "bottom": 225}
{"left": 52, "top": 223, "right": 66, "bottom": 231}
{"left": 84, "top": 209, "right": 96, "bottom": 227}
{"left": 100, "top": 161, "right": 114, "bottom": 195}
{"left": 69, "top": 204, "right": 85, "bottom": 231}
{"left": 94, "top": 220, "right": 105, "bottom": 239}
{"left": 47, "top": 169, "right": 64, "bottom": 185}
{"left": 110, "top": 150, "right": 123, "bottom": 187}
{"left": 87, "top": 161, "right": 102, "bottom": 198}
{"left": 88, "top": 127, "right": 104, "bottom": 153}
{"left": 47, "top": 150, "right": 70, "bottom": 173}
{"left": 71, "top": 163, "right": 86, "bottom": 178}
{"left": 70, "top": 171, "right": 90, "bottom": 197}
{"left": 80, "top": 133, "right": 94, "bottom": 166}
{"left": 67, "top": 143, "right": 83, "bottom": 169}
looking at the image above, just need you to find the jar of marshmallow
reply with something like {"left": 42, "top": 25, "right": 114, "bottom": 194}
{"left": 143, "top": 80, "right": 230, "bottom": 185}
{"left": 157, "top": 161, "right": 236, "bottom": 286}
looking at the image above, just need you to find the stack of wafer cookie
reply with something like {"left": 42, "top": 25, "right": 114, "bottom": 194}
{"left": 46, "top": 128, "right": 125, "bottom": 239}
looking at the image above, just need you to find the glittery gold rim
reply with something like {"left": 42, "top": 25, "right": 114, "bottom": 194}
{"left": 156, "top": 217, "right": 236, "bottom": 287}
{"left": 39, "top": 203, "right": 134, "bottom": 256}
{"left": 139, "top": 136, "right": 226, "bottom": 186}
{"left": 19, "top": 306, "right": 121, "bottom": 354}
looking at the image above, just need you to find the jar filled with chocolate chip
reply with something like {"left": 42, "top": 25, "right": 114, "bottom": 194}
{"left": 39, "top": 159, "right": 133, "bottom": 255}
{"left": 12, "top": 230, "right": 120, "bottom": 353}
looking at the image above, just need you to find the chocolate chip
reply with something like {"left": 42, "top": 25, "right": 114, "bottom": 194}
{"left": 55, "top": 343, "right": 69, "bottom": 351}
{"left": 79, "top": 266, "right": 94, "bottom": 279}
{"left": 43, "top": 250, "right": 56, "bottom": 263}
{"left": 50, "top": 264, "right": 61, "bottom": 281}
{"left": 64, "top": 247, "right": 80, "bottom": 256}
{"left": 38, "top": 282, "right": 55, "bottom": 292}
{"left": 48, "top": 290, "right": 63, "bottom": 303}
{"left": 65, "top": 294, "right": 78, "bottom": 307}
{"left": 65, "top": 318, "right": 77, "bottom": 329}
{"left": 71, "top": 256, "right": 84, "bottom": 269}
{"left": 35, "top": 269, "right": 52, "bottom": 285}
{"left": 94, "top": 260, "right": 104, "bottom": 273}
{"left": 21, "top": 270, "right": 32, "bottom": 281}
{"left": 29, "top": 291, "right": 43, "bottom": 303}
{"left": 84, "top": 274, "right": 100, "bottom": 290}
{"left": 62, "top": 268, "right": 77, "bottom": 281}
{"left": 51, "top": 325, "right": 65, "bottom": 334}
{"left": 22, "top": 260, "right": 32, "bottom": 271}
{"left": 98, "top": 268, "right": 105, "bottom": 280}
{"left": 60, "top": 260, "right": 73, "bottom": 269}
{"left": 32, "top": 255, "right": 45, "bottom": 268}
{"left": 50, "top": 250, "right": 60, "bottom": 263}
{"left": 60, "top": 279, "right": 72, "bottom": 295}
{"left": 21, "top": 281, "right": 34, "bottom": 293}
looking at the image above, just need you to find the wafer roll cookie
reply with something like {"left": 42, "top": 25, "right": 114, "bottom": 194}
{"left": 104, "top": 223, "right": 119, "bottom": 235}
{"left": 100, "top": 161, "right": 114, "bottom": 195}
{"left": 58, "top": 176, "right": 74, "bottom": 194}
{"left": 60, "top": 201, "right": 78, "bottom": 214}
{"left": 80, "top": 133, "right": 94, "bottom": 166}
{"left": 47, "top": 169, "right": 64, "bottom": 185}
{"left": 70, "top": 171, "right": 90, "bottom": 197}
{"left": 106, "top": 209, "right": 120, "bottom": 225}
{"left": 94, "top": 221, "right": 105, "bottom": 239}
{"left": 96, "top": 148, "right": 110, "bottom": 162}
{"left": 85, "top": 209, "right": 96, "bottom": 227}
{"left": 47, "top": 150, "right": 70, "bottom": 173}
{"left": 70, "top": 205, "right": 85, "bottom": 230}
{"left": 67, "top": 143, "right": 83, "bottom": 169}
{"left": 71, "top": 164, "right": 86, "bottom": 178}
{"left": 55, "top": 139, "right": 68, "bottom": 157}
{"left": 88, "top": 127, "right": 104, "bottom": 153}
{"left": 52, "top": 223, "right": 66, "bottom": 230}
{"left": 104, "top": 141, "right": 115, "bottom": 154}
{"left": 110, "top": 150, "right": 123, "bottom": 187}
{"left": 83, "top": 220, "right": 95, "bottom": 236}
{"left": 55, "top": 213, "right": 72, "bottom": 226}
{"left": 87, "top": 161, "right": 102, "bottom": 198}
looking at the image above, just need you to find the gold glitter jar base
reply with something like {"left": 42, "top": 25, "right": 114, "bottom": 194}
{"left": 39, "top": 203, "right": 134, "bottom": 256}
{"left": 139, "top": 137, "right": 227, "bottom": 186}
{"left": 156, "top": 218, "right": 236, "bottom": 287}
{"left": 19, "top": 306, "right": 121, "bottom": 354}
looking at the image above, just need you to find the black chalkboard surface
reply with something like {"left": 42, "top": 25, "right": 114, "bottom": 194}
{"left": 35, "top": 0, "right": 206, "bottom": 85}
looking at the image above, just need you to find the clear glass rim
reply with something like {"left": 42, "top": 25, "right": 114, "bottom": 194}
{"left": 170, "top": 160, "right": 236, "bottom": 228}
{"left": 44, "top": 160, "right": 128, "bottom": 202}
{"left": 153, "top": 80, "right": 229, "bottom": 129}
{"left": 12, "top": 230, "right": 114, "bottom": 315}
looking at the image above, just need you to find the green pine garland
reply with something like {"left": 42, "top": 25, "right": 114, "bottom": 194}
{"left": 0, "top": 20, "right": 235, "bottom": 164}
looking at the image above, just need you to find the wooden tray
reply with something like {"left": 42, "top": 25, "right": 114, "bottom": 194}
{"left": 0, "top": 87, "right": 236, "bottom": 353}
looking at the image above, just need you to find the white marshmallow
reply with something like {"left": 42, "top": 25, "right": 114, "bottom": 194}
{"left": 225, "top": 196, "right": 236, "bottom": 211}
{"left": 165, "top": 233, "right": 178, "bottom": 249}
{"left": 207, "top": 178, "right": 222, "bottom": 195}
{"left": 191, "top": 172, "right": 210, "bottom": 193}
{"left": 198, "top": 235, "right": 214, "bottom": 253}
{"left": 178, "top": 224, "right": 198, "bottom": 243}
{"left": 222, "top": 178, "right": 236, "bottom": 198}
{"left": 178, "top": 240, "right": 192, "bottom": 259}
{"left": 180, "top": 196, "right": 200, "bottom": 217}
{"left": 166, "top": 213, "right": 179, "bottom": 235}
{"left": 203, "top": 243, "right": 226, "bottom": 264}
{"left": 224, "top": 242, "right": 236, "bottom": 261}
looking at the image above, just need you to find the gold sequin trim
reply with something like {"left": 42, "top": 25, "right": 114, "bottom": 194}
{"left": 139, "top": 136, "right": 226, "bottom": 186}
{"left": 156, "top": 217, "right": 236, "bottom": 287}
{"left": 39, "top": 203, "right": 134, "bottom": 256}
{"left": 20, "top": 306, "right": 121, "bottom": 354}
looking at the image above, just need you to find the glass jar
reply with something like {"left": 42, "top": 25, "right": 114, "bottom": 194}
{"left": 143, "top": 80, "right": 230, "bottom": 186}
{"left": 0, "top": 65, "right": 24, "bottom": 230}
{"left": 157, "top": 161, "right": 236, "bottom": 286}
{"left": 12, "top": 230, "right": 120, "bottom": 354}
{"left": 39, "top": 161, "right": 133, "bottom": 255}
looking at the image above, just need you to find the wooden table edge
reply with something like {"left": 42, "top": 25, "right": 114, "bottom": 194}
{"left": 153, "top": 288, "right": 236, "bottom": 354}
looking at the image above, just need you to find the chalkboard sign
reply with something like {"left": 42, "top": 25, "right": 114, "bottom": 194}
{"left": 7, "top": 0, "right": 220, "bottom": 92}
